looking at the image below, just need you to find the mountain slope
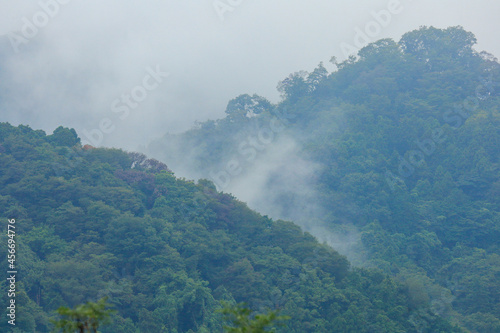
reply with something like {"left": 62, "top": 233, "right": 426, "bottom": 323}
{"left": 146, "top": 26, "right": 500, "bottom": 332}
{"left": 0, "top": 123, "right": 465, "bottom": 332}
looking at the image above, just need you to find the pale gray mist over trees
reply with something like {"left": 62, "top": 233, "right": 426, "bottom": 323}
{"left": 0, "top": 0, "right": 499, "bottom": 150}
{"left": 1, "top": 2, "right": 500, "bottom": 332}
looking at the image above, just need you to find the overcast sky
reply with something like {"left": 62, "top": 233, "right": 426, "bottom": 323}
{"left": 0, "top": 0, "right": 499, "bottom": 150}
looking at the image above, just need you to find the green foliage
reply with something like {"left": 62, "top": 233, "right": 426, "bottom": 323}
{"left": 218, "top": 302, "right": 290, "bottom": 332}
{"left": 51, "top": 297, "right": 115, "bottom": 333}
{"left": 0, "top": 119, "right": 442, "bottom": 332}
{"left": 146, "top": 25, "right": 500, "bottom": 331}
{"left": 47, "top": 126, "right": 81, "bottom": 147}
{"left": 2, "top": 25, "right": 497, "bottom": 332}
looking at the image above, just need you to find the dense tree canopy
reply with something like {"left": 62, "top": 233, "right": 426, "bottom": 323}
{"left": 0, "top": 120, "right": 463, "bottom": 332}
{"left": 147, "top": 26, "right": 500, "bottom": 332}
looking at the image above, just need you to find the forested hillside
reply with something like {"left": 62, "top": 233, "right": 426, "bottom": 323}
{"left": 0, "top": 123, "right": 465, "bottom": 332}
{"left": 147, "top": 26, "right": 500, "bottom": 332}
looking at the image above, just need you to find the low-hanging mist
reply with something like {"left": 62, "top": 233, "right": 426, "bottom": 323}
{"left": 144, "top": 95, "right": 365, "bottom": 263}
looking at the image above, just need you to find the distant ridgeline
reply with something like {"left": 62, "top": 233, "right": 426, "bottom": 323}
{"left": 147, "top": 26, "right": 500, "bottom": 332}
{"left": 0, "top": 121, "right": 465, "bottom": 332}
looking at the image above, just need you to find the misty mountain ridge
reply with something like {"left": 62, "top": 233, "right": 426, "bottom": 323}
{"left": 0, "top": 25, "right": 498, "bottom": 332}
{"left": 0, "top": 121, "right": 468, "bottom": 332}
{"left": 146, "top": 26, "right": 500, "bottom": 331}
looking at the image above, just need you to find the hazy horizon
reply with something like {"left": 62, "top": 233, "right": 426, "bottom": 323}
{"left": 1, "top": 1, "right": 499, "bottom": 152}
